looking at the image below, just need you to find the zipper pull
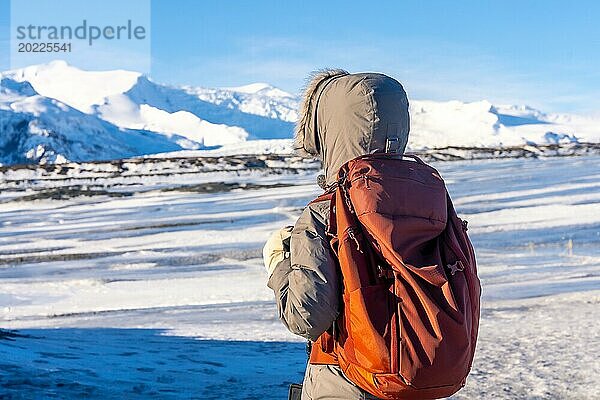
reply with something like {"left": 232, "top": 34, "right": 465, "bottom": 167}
{"left": 344, "top": 190, "right": 353, "bottom": 212}
{"left": 348, "top": 228, "right": 362, "bottom": 253}
{"left": 362, "top": 175, "right": 371, "bottom": 189}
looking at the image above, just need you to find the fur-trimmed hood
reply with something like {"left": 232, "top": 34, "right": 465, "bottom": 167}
{"left": 295, "top": 70, "right": 410, "bottom": 185}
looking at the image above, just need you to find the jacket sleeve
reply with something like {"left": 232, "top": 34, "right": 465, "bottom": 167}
{"left": 267, "top": 200, "right": 340, "bottom": 341}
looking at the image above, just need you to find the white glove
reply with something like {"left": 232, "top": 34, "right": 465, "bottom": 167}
{"left": 263, "top": 226, "right": 293, "bottom": 276}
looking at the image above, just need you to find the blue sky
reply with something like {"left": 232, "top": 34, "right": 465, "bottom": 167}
{"left": 1, "top": 0, "right": 599, "bottom": 113}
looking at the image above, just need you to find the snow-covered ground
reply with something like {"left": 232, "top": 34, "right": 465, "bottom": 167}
{"left": 1, "top": 155, "right": 599, "bottom": 399}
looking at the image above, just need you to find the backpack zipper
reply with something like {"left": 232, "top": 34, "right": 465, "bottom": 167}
{"left": 390, "top": 272, "right": 403, "bottom": 375}
{"left": 390, "top": 281, "right": 399, "bottom": 374}
{"left": 447, "top": 215, "right": 480, "bottom": 376}
{"left": 346, "top": 227, "right": 362, "bottom": 253}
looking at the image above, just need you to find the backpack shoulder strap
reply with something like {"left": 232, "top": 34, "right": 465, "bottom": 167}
{"left": 309, "top": 191, "right": 334, "bottom": 205}
{"left": 308, "top": 191, "right": 338, "bottom": 242}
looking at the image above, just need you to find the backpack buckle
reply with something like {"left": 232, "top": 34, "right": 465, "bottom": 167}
{"left": 385, "top": 136, "right": 401, "bottom": 153}
{"left": 462, "top": 219, "right": 469, "bottom": 231}
{"left": 447, "top": 260, "right": 465, "bottom": 275}
{"left": 377, "top": 264, "right": 395, "bottom": 279}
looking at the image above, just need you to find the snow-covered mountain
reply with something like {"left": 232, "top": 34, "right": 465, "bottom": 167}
{"left": 1, "top": 61, "right": 598, "bottom": 166}
{"left": 0, "top": 77, "right": 188, "bottom": 165}
{"left": 408, "top": 100, "right": 599, "bottom": 149}
{"left": 0, "top": 61, "right": 298, "bottom": 165}
{"left": 5, "top": 61, "right": 296, "bottom": 143}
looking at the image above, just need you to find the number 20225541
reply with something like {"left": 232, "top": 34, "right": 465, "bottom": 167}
{"left": 18, "top": 42, "right": 72, "bottom": 53}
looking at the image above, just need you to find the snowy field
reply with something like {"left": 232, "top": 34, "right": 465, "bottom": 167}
{"left": 1, "top": 155, "right": 599, "bottom": 399}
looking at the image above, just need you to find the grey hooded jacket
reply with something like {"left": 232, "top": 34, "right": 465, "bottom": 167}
{"left": 267, "top": 70, "right": 410, "bottom": 400}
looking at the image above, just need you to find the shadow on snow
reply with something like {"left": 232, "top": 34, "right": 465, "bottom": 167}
{"left": 0, "top": 328, "right": 306, "bottom": 399}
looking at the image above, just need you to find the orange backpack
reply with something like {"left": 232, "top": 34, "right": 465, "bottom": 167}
{"left": 309, "top": 154, "right": 481, "bottom": 400}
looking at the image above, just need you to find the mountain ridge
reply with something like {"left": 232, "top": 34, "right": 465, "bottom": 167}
{"left": 1, "top": 61, "right": 598, "bottom": 166}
